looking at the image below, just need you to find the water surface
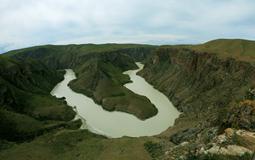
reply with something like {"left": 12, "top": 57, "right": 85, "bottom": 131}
{"left": 51, "top": 62, "right": 180, "bottom": 138}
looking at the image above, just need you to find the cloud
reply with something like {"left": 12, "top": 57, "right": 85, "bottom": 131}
{"left": 0, "top": 0, "right": 255, "bottom": 52}
{"left": 55, "top": 33, "right": 188, "bottom": 45}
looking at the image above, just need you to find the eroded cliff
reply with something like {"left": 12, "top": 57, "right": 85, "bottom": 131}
{"left": 138, "top": 47, "right": 255, "bottom": 159}
{"left": 139, "top": 47, "right": 255, "bottom": 113}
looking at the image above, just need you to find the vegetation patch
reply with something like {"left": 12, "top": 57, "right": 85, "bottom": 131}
{"left": 144, "top": 141, "right": 163, "bottom": 159}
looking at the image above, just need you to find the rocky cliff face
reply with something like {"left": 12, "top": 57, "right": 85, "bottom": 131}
{"left": 138, "top": 47, "right": 255, "bottom": 159}
{"left": 139, "top": 47, "right": 255, "bottom": 114}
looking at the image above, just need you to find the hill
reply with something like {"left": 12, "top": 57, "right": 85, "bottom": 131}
{"left": 0, "top": 55, "right": 77, "bottom": 141}
{"left": 189, "top": 39, "right": 255, "bottom": 60}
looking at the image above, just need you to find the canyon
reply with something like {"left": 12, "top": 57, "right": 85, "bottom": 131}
{"left": 0, "top": 39, "right": 255, "bottom": 160}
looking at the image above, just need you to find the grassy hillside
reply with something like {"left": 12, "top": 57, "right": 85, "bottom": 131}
{"left": 3, "top": 44, "right": 158, "bottom": 120}
{"left": 4, "top": 44, "right": 156, "bottom": 69}
{"left": 0, "top": 129, "right": 155, "bottom": 160}
{"left": 5, "top": 43, "right": 155, "bottom": 56}
{"left": 0, "top": 47, "right": 159, "bottom": 156}
{"left": 70, "top": 55, "right": 158, "bottom": 120}
{"left": 0, "top": 55, "right": 76, "bottom": 141}
{"left": 5, "top": 39, "right": 255, "bottom": 63}
{"left": 189, "top": 39, "right": 255, "bottom": 60}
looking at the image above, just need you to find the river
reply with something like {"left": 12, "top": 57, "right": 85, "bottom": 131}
{"left": 51, "top": 62, "right": 180, "bottom": 138}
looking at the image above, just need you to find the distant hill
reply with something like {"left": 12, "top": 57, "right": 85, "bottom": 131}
{"left": 4, "top": 39, "right": 255, "bottom": 61}
{"left": 4, "top": 43, "right": 155, "bottom": 56}
{"left": 189, "top": 39, "right": 255, "bottom": 60}
{"left": 3, "top": 43, "right": 156, "bottom": 69}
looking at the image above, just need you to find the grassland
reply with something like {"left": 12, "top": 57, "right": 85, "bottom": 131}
{"left": 189, "top": 39, "right": 255, "bottom": 61}
{"left": 0, "top": 129, "right": 155, "bottom": 160}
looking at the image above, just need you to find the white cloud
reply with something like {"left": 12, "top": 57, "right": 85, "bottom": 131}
{"left": 55, "top": 33, "right": 188, "bottom": 45}
{"left": 0, "top": 0, "right": 255, "bottom": 52}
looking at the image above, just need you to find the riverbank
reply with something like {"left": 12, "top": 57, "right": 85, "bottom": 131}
{"left": 1, "top": 40, "right": 255, "bottom": 159}
{"left": 50, "top": 64, "right": 179, "bottom": 138}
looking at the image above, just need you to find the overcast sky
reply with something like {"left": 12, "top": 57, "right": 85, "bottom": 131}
{"left": 0, "top": 0, "right": 255, "bottom": 52}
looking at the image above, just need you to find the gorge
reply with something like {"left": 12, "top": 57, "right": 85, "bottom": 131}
{"left": 51, "top": 63, "right": 179, "bottom": 138}
{"left": 0, "top": 39, "right": 255, "bottom": 160}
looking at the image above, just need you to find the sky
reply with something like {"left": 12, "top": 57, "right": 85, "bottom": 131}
{"left": 0, "top": 0, "right": 255, "bottom": 53}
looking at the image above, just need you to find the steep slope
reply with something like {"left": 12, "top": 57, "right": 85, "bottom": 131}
{"left": 5, "top": 44, "right": 158, "bottom": 120}
{"left": 139, "top": 47, "right": 255, "bottom": 113}
{"left": 0, "top": 55, "right": 76, "bottom": 141}
{"left": 138, "top": 46, "right": 255, "bottom": 159}
{"left": 0, "top": 129, "right": 155, "bottom": 160}
{"left": 69, "top": 52, "right": 157, "bottom": 120}
{"left": 5, "top": 44, "right": 155, "bottom": 69}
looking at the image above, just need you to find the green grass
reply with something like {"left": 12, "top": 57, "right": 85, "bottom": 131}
{"left": 144, "top": 141, "right": 163, "bottom": 159}
{"left": 158, "top": 39, "right": 255, "bottom": 61}
{"left": 0, "top": 56, "right": 76, "bottom": 142}
{"left": 23, "top": 94, "right": 75, "bottom": 121}
{"left": 188, "top": 39, "right": 255, "bottom": 61}
{"left": 69, "top": 57, "right": 158, "bottom": 120}
{"left": 100, "top": 62, "right": 132, "bottom": 85}
{"left": 0, "top": 109, "right": 43, "bottom": 141}
{"left": 0, "top": 129, "right": 153, "bottom": 160}
{"left": 4, "top": 43, "right": 155, "bottom": 56}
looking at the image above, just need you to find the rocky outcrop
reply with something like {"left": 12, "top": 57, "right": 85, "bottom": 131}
{"left": 235, "top": 130, "right": 255, "bottom": 151}
{"left": 206, "top": 145, "right": 252, "bottom": 156}
{"left": 201, "top": 128, "right": 255, "bottom": 156}
{"left": 170, "top": 128, "right": 202, "bottom": 145}
{"left": 222, "top": 100, "right": 255, "bottom": 131}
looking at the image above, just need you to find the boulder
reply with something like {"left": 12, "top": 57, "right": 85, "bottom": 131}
{"left": 236, "top": 130, "right": 255, "bottom": 151}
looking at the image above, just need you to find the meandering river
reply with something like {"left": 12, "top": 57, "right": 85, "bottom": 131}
{"left": 51, "top": 62, "right": 180, "bottom": 138}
